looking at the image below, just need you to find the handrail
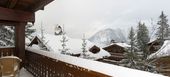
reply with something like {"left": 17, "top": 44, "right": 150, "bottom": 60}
{"left": 0, "top": 47, "right": 15, "bottom": 57}
{"left": 25, "top": 47, "right": 166, "bottom": 77}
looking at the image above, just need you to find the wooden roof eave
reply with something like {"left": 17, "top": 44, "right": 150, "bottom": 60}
{"left": 0, "top": 0, "right": 54, "bottom": 23}
{"left": 0, "top": 7, "right": 35, "bottom": 23}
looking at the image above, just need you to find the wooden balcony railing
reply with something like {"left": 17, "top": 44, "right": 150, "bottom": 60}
{"left": 0, "top": 47, "right": 166, "bottom": 77}
{"left": 25, "top": 48, "right": 110, "bottom": 77}
{"left": 0, "top": 47, "right": 15, "bottom": 57}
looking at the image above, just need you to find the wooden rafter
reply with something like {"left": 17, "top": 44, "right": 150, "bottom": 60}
{"left": 0, "top": 7, "right": 35, "bottom": 22}
{"left": 7, "top": 0, "right": 18, "bottom": 8}
{"left": 32, "top": 0, "right": 54, "bottom": 12}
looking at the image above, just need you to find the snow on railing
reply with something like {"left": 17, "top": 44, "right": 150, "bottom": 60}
{"left": 26, "top": 47, "right": 167, "bottom": 77}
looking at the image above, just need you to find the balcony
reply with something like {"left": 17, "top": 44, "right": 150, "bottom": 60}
{"left": 0, "top": 47, "right": 167, "bottom": 77}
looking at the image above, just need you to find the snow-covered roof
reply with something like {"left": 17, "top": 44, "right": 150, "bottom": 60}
{"left": 34, "top": 34, "right": 110, "bottom": 59}
{"left": 26, "top": 47, "right": 166, "bottom": 77}
{"left": 114, "top": 43, "right": 131, "bottom": 48}
{"left": 148, "top": 37, "right": 157, "bottom": 44}
{"left": 148, "top": 40, "right": 170, "bottom": 59}
{"left": 104, "top": 42, "right": 130, "bottom": 48}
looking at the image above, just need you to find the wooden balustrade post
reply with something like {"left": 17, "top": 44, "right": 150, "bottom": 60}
{"left": 15, "top": 22, "right": 26, "bottom": 67}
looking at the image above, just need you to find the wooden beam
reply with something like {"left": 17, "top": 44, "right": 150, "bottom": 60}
{"left": 32, "top": 0, "right": 54, "bottom": 12}
{"left": 15, "top": 22, "right": 26, "bottom": 67}
{"left": 7, "top": 0, "right": 18, "bottom": 8}
{"left": 0, "top": 7, "right": 35, "bottom": 22}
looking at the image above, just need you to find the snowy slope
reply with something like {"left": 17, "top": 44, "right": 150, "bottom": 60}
{"left": 35, "top": 34, "right": 110, "bottom": 60}
{"left": 148, "top": 40, "right": 170, "bottom": 59}
{"left": 89, "top": 28, "right": 127, "bottom": 47}
{"left": 26, "top": 47, "right": 166, "bottom": 77}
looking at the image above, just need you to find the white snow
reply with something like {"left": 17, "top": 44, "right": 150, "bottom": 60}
{"left": 114, "top": 43, "right": 131, "bottom": 48}
{"left": 35, "top": 34, "right": 110, "bottom": 59}
{"left": 25, "top": 38, "right": 31, "bottom": 45}
{"left": 26, "top": 47, "right": 166, "bottom": 77}
{"left": 19, "top": 68, "right": 33, "bottom": 77}
{"left": 104, "top": 42, "right": 130, "bottom": 49}
{"left": 148, "top": 40, "right": 170, "bottom": 59}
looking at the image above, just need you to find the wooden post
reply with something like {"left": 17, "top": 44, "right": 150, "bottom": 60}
{"left": 15, "top": 22, "right": 26, "bottom": 67}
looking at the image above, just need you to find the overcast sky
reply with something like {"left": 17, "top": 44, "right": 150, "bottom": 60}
{"left": 34, "top": 0, "right": 170, "bottom": 38}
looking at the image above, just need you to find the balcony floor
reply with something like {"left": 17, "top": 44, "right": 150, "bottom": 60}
{"left": 19, "top": 68, "right": 33, "bottom": 77}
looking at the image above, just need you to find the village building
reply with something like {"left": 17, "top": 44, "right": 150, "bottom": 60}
{"left": 28, "top": 34, "right": 111, "bottom": 60}
{"left": 148, "top": 40, "right": 170, "bottom": 76}
{"left": 97, "top": 43, "right": 130, "bottom": 64}
{"left": 148, "top": 37, "right": 170, "bottom": 55}
{"left": 148, "top": 39, "right": 162, "bottom": 54}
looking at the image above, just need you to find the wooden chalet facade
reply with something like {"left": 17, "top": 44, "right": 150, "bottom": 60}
{"left": 97, "top": 43, "right": 129, "bottom": 65}
{"left": 148, "top": 39, "right": 162, "bottom": 54}
{"left": 150, "top": 56, "right": 170, "bottom": 76}
{"left": 103, "top": 44, "right": 127, "bottom": 61}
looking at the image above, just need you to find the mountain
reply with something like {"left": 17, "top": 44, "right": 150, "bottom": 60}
{"left": 88, "top": 28, "right": 127, "bottom": 47}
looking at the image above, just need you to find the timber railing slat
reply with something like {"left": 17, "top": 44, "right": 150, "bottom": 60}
{"left": 0, "top": 47, "right": 15, "bottom": 57}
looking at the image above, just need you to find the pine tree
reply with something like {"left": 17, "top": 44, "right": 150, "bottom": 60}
{"left": 81, "top": 34, "right": 88, "bottom": 58}
{"left": 157, "top": 11, "right": 169, "bottom": 44}
{"left": 38, "top": 22, "right": 48, "bottom": 50}
{"left": 59, "top": 25, "right": 69, "bottom": 54}
{"left": 129, "top": 27, "right": 135, "bottom": 53}
{"left": 137, "top": 22, "right": 150, "bottom": 59}
{"left": 136, "top": 22, "right": 154, "bottom": 71}
{"left": 25, "top": 23, "right": 36, "bottom": 40}
{"left": 119, "top": 27, "right": 138, "bottom": 69}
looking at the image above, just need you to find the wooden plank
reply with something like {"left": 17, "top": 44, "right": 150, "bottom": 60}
{"left": 0, "top": 7, "right": 35, "bottom": 22}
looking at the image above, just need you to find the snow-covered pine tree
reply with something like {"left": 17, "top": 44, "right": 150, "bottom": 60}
{"left": 38, "top": 22, "right": 48, "bottom": 50}
{"left": 25, "top": 23, "right": 36, "bottom": 40}
{"left": 81, "top": 34, "right": 88, "bottom": 58}
{"left": 136, "top": 22, "right": 154, "bottom": 71}
{"left": 156, "top": 11, "right": 169, "bottom": 44}
{"left": 119, "top": 27, "right": 139, "bottom": 69}
{"left": 59, "top": 25, "right": 69, "bottom": 54}
{"left": 129, "top": 27, "right": 136, "bottom": 53}
{"left": 137, "top": 22, "right": 150, "bottom": 59}
{"left": 0, "top": 25, "right": 15, "bottom": 46}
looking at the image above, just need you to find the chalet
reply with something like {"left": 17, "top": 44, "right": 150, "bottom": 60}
{"left": 97, "top": 43, "right": 130, "bottom": 64}
{"left": 148, "top": 37, "right": 170, "bottom": 54}
{"left": 28, "top": 34, "right": 111, "bottom": 60}
{"left": 148, "top": 40, "right": 170, "bottom": 76}
{"left": 148, "top": 39, "right": 162, "bottom": 54}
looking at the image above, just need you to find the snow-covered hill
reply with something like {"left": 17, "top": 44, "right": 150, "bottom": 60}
{"left": 89, "top": 28, "right": 127, "bottom": 47}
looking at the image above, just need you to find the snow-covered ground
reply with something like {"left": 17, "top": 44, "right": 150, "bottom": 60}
{"left": 31, "top": 34, "right": 110, "bottom": 60}
{"left": 19, "top": 68, "right": 33, "bottom": 77}
{"left": 148, "top": 40, "right": 170, "bottom": 59}
{"left": 26, "top": 47, "right": 166, "bottom": 77}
